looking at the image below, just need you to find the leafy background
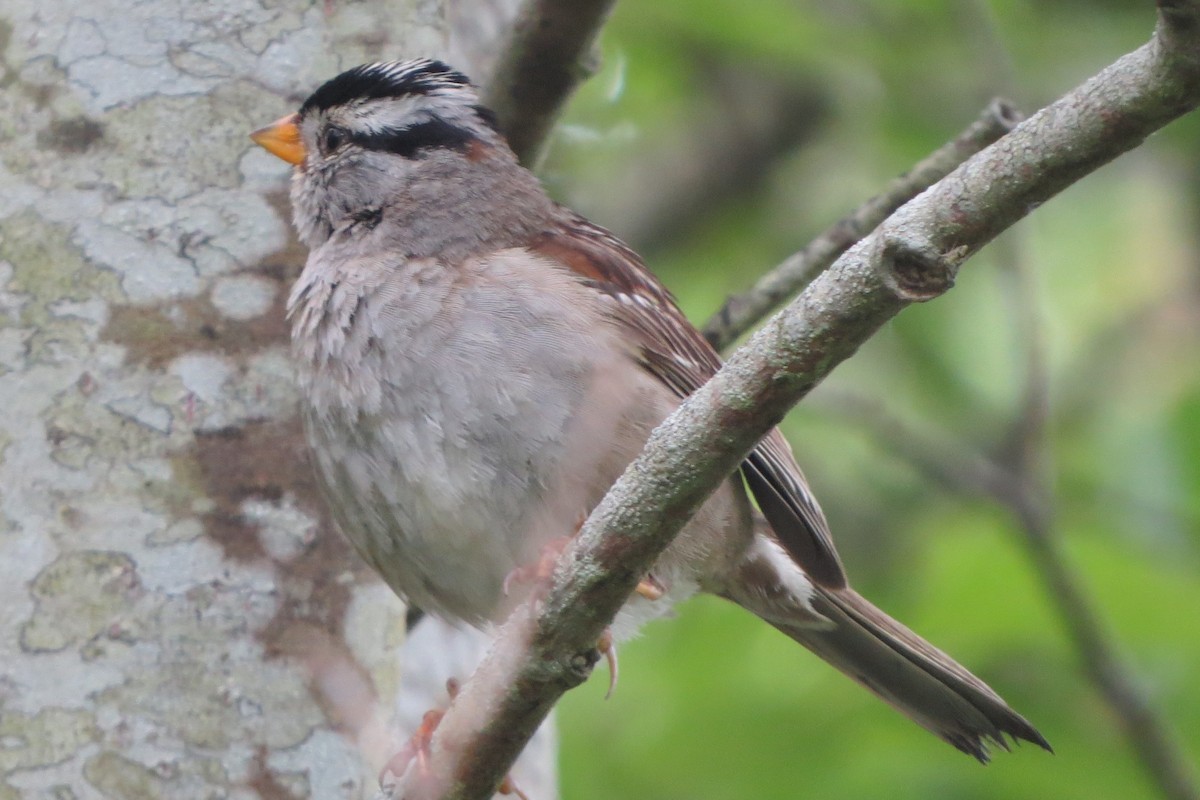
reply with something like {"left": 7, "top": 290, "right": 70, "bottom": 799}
{"left": 532, "top": 1, "right": 1200, "bottom": 798}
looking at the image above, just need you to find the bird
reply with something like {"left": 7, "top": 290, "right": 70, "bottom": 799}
{"left": 251, "top": 58, "right": 1051, "bottom": 762}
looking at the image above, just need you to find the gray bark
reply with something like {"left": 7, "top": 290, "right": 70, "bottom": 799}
{"left": 0, "top": 2, "right": 559, "bottom": 798}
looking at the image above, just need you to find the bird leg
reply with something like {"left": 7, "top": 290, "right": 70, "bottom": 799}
{"left": 635, "top": 572, "right": 667, "bottom": 601}
{"left": 504, "top": 518, "right": 669, "bottom": 605}
{"left": 379, "top": 678, "right": 529, "bottom": 798}
{"left": 597, "top": 627, "right": 619, "bottom": 700}
{"left": 378, "top": 679, "right": 453, "bottom": 788}
{"left": 502, "top": 518, "right": 665, "bottom": 701}
{"left": 497, "top": 774, "right": 531, "bottom": 800}
{"left": 502, "top": 535, "right": 572, "bottom": 597}
{"left": 596, "top": 570, "right": 664, "bottom": 696}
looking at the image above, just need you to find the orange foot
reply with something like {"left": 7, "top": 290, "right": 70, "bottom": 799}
{"left": 498, "top": 773, "right": 531, "bottom": 800}
{"left": 597, "top": 627, "right": 619, "bottom": 700}
{"left": 501, "top": 520, "right": 669, "bottom": 702}
{"left": 504, "top": 519, "right": 670, "bottom": 605}
{"left": 503, "top": 534, "right": 573, "bottom": 597}
{"left": 379, "top": 679, "right": 454, "bottom": 787}
{"left": 379, "top": 679, "right": 529, "bottom": 797}
{"left": 635, "top": 572, "right": 667, "bottom": 601}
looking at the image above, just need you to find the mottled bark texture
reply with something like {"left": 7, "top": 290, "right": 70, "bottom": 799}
{"left": 0, "top": 2, "right": 464, "bottom": 797}
{"left": 399, "top": 4, "right": 1200, "bottom": 799}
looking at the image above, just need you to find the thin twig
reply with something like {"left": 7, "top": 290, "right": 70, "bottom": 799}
{"left": 1001, "top": 227, "right": 1198, "bottom": 800}
{"left": 583, "top": 66, "right": 829, "bottom": 253}
{"left": 826, "top": 391, "right": 1199, "bottom": 800}
{"left": 702, "top": 98, "right": 1023, "bottom": 351}
{"left": 995, "top": 232, "right": 1051, "bottom": 475}
{"left": 1014, "top": 493, "right": 1200, "bottom": 800}
{"left": 393, "top": 4, "right": 1200, "bottom": 798}
{"left": 481, "top": 0, "right": 618, "bottom": 166}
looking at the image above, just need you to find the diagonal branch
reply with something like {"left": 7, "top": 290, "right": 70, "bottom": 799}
{"left": 393, "top": 4, "right": 1200, "bottom": 798}
{"left": 481, "top": 0, "right": 618, "bottom": 166}
{"left": 702, "top": 98, "right": 1023, "bottom": 352}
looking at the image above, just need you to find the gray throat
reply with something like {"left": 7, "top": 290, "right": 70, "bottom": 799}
{"left": 295, "top": 145, "right": 557, "bottom": 264}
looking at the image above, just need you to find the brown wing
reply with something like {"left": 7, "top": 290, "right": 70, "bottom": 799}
{"left": 528, "top": 211, "right": 848, "bottom": 589}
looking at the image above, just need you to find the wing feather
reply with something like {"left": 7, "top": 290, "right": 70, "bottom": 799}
{"left": 528, "top": 211, "right": 847, "bottom": 588}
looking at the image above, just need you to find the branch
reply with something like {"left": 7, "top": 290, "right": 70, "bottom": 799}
{"left": 581, "top": 65, "right": 829, "bottom": 253}
{"left": 702, "top": 98, "right": 1022, "bottom": 351}
{"left": 375, "top": 618, "right": 560, "bottom": 800}
{"left": 395, "top": 4, "right": 1200, "bottom": 797}
{"left": 446, "top": 0, "right": 523, "bottom": 90}
{"left": 481, "top": 0, "right": 618, "bottom": 166}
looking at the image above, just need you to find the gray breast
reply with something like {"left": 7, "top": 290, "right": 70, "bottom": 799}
{"left": 290, "top": 248, "right": 605, "bottom": 623}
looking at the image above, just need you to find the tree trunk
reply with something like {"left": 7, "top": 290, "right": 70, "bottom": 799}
{"left": 0, "top": 2, "right": 558, "bottom": 797}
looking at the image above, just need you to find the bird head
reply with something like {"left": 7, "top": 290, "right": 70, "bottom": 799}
{"left": 252, "top": 58, "right": 512, "bottom": 247}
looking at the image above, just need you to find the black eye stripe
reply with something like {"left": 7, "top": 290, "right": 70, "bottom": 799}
{"left": 349, "top": 119, "right": 477, "bottom": 159}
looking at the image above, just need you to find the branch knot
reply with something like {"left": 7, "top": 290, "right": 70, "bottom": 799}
{"left": 565, "top": 648, "right": 599, "bottom": 683}
{"left": 876, "top": 237, "right": 958, "bottom": 302}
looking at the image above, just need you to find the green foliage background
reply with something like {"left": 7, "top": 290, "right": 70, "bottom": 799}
{"left": 540, "top": 1, "right": 1200, "bottom": 797}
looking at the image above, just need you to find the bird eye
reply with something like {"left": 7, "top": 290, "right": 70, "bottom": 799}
{"left": 322, "top": 126, "right": 348, "bottom": 152}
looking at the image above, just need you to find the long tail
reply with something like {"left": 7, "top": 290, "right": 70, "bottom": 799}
{"left": 736, "top": 580, "right": 1051, "bottom": 761}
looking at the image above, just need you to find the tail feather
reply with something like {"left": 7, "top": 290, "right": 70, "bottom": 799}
{"left": 756, "top": 585, "right": 1051, "bottom": 761}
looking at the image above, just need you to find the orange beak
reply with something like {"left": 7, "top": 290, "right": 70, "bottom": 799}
{"left": 250, "top": 113, "right": 306, "bottom": 165}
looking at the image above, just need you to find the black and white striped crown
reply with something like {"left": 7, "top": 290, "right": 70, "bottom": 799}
{"left": 300, "top": 59, "right": 476, "bottom": 116}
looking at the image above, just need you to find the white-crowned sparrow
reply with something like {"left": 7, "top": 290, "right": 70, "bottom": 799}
{"left": 251, "top": 58, "right": 1050, "bottom": 761}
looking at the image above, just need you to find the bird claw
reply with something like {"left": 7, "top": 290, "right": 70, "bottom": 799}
{"left": 379, "top": 677, "right": 527, "bottom": 795}
{"left": 379, "top": 679, "right": 458, "bottom": 788}
{"left": 635, "top": 573, "right": 667, "bottom": 601}
{"left": 598, "top": 627, "right": 619, "bottom": 700}
{"left": 498, "top": 773, "right": 531, "bottom": 800}
{"left": 502, "top": 518, "right": 631, "bottom": 704}
{"left": 380, "top": 707, "right": 445, "bottom": 787}
{"left": 503, "top": 535, "right": 573, "bottom": 597}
